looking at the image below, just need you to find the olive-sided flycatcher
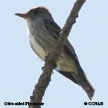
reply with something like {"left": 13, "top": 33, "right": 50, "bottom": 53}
{"left": 15, "top": 6, "right": 95, "bottom": 100}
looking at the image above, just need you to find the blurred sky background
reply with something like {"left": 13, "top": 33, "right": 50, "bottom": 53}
{"left": 0, "top": 0, "right": 108, "bottom": 108}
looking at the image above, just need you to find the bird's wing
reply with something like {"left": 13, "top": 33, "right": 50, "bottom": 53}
{"left": 43, "top": 18, "right": 80, "bottom": 65}
{"left": 43, "top": 18, "right": 60, "bottom": 40}
{"left": 43, "top": 19, "right": 95, "bottom": 100}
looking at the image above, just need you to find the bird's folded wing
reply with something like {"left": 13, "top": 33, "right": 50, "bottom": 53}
{"left": 43, "top": 18, "right": 80, "bottom": 65}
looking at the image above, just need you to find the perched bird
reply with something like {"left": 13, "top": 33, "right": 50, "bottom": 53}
{"left": 15, "top": 6, "right": 95, "bottom": 100}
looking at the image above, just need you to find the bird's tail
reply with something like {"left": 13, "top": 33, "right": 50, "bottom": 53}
{"left": 71, "top": 72, "right": 95, "bottom": 100}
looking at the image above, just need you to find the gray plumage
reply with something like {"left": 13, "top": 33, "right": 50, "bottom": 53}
{"left": 16, "top": 7, "right": 95, "bottom": 100}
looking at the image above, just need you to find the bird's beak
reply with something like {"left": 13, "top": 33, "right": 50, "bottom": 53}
{"left": 15, "top": 13, "right": 27, "bottom": 19}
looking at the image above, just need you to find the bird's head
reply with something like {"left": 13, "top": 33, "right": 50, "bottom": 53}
{"left": 15, "top": 6, "right": 52, "bottom": 20}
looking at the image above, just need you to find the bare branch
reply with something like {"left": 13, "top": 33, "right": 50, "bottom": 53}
{"left": 29, "top": 0, "right": 86, "bottom": 108}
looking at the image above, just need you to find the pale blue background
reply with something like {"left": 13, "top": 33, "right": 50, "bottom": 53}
{"left": 0, "top": 0, "right": 108, "bottom": 108}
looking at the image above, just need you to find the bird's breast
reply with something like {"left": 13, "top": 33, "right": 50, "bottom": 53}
{"left": 29, "top": 35, "right": 47, "bottom": 60}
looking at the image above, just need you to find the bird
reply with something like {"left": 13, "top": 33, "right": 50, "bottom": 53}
{"left": 15, "top": 6, "right": 95, "bottom": 100}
